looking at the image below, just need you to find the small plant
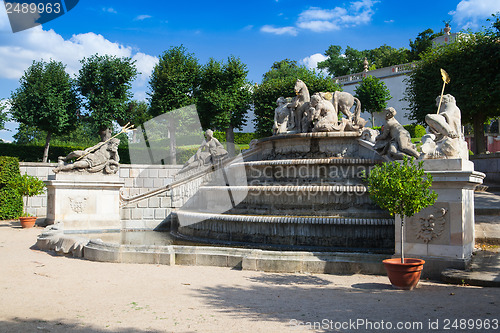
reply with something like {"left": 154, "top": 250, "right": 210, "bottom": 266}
{"left": 365, "top": 156, "right": 437, "bottom": 263}
{"left": 8, "top": 173, "right": 46, "bottom": 217}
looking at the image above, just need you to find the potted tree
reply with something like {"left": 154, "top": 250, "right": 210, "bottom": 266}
{"left": 365, "top": 156, "right": 437, "bottom": 290}
{"left": 8, "top": 174, "right": 46, "bottom": 228}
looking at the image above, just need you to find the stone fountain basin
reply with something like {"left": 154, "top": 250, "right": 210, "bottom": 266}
{"left": 35, "top": 225, "right": 390, "bottom": 275}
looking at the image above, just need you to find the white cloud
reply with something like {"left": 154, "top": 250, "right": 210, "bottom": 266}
{"left": 300, "top": 53, "right": 329, "bottom": 70}
{"left": 102, "top": 7, "right": 117, "bottom": 14}
{"left": 260, "top": 25, "right": 298, "bottom": 36}
{"left": 298, "top": 0, "right": 378, "bottom": 32}
{"left": 0, "top": 25, "right": 158, "bottom": 100}
{"left": 135, "top": 15, "right": 152, "bottom": 21}
{"left": 450, "top": 0, "right": 500, "bottom": 29}
{"left": 262, "top": 0, "right": 378, "bottom": 36}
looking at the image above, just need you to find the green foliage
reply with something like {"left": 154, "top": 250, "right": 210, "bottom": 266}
{"left": 317, "top": 29, "right": 441, "bottom": 77}
{"left": 10, "top": 60, "right": 80, "bottom": 161}
{"left": 403, "top": 124, "right": 427, "bottom": 138}
{"left": 0, "top": 142, "right": 87, "bottom": 162}
{"left": 354, "top": 75, "right": 392, "bottom": 114}
{"left": 196, "top": 56, "right": 252, "bottom": 132}
{"left": 405, "top": 21, "right": 500, "bottom": 153}
{"left": 78, "top": 54, "right": 138, "bottom": 134}
{"left": 253, "top": 62, "right": 341, "bottom": 137}
{"left": 365, "top": 156, "right": 437, "bottom": 219}
{"left": 0, "top": 157, "right": 23, "bottom": 220}
{"left": 13, "top": 121, "right": 101, "bottom": 147}
{"left": 0, "top": 99, "right": 9, "bottom": 131}
{"left": 8, "top": 173, "right": 46, "bottom": 217}
{"left": 213, "top": 131, "right": 257, "bottom": 144}
{"left": 148, "top": 45, "right": 199, "bottom": 117}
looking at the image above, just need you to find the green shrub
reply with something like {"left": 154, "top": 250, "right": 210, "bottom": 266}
{"left": 213, "top": 132, "right": 258, "bottom": 145}
{"left": 8, "top": 173, "right": 46, "bottom": 217}
{"left": 0, "top": 156, "right": 23, "bottom": 220}
{"left": 403, "top": 124, "right": 427, "bottom": 138}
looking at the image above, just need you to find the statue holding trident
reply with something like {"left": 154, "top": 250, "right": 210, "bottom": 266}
{"left": 421, "top": 69, "right": 468, "bottom": 159}
{"left": 53, "top": 123, "right": 135, "bottom": 174}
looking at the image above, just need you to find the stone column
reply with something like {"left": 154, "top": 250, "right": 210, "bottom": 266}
{"left": 395, "top": 159, "right": 485, "bottom": 277}
{"left": 45, "top": 173, "right": 124, "bottom": 230}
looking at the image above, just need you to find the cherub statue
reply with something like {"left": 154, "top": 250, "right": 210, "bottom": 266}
{"left": 273, "top": 97, "right": 295, "bottom": 135}
{"left": 180, "top": 129, "right": 228, "bottom": 173}
{"left": 373, "top": 107, "right": 420, "bottom": 160}
{"left": 53, "top": 138, "right": 120, "bottom": 174}
{"left": 308, "top": 93, "right": 346, "bottom": 132}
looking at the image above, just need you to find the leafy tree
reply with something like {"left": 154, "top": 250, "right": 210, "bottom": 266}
{"left": 78, "top": 54, "right": 138, "bottom": 141}
{"left": 366, "top": 45, "right": 409, "bottom": 69}
{"left": 253, "top": 61, "right": 341, "bottom": 137}
{"left": 365, "top": 156, "right": 437, "bottom": 262}
{"left": 148, "top": 45, "right": 199, "bottom": 117}
{"left": 408, "top": 28, "right": 442, "bottom": 61}
{"left": 405, "top": 20, "right": 500, "bottom": 154}
{"left": 0, "top": 99, "right": 9, "bottom": 132}
{"left": 10, "top": 60, "right": 79, "bottom": 162}
{"left": 196, "top": 56, "right": 252, "bottom": 154}
{"left": 354, "top": 75, "right": 392, "bottom": 126}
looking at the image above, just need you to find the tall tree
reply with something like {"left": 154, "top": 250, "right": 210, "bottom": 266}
{"left": 78, "top": 54, "right": 137, "bottom": 141}
{"left": 254, "top": 61, "right": 341, "bottom": 137}
{"left": 197, "top": 56, "right": 252, "bottom": 155}
{"left": 148, "top": 45, "right": 199, "bottom": 117}
{"left": 354, "top": 75, "right": 392, "bottom": 126}
{"left": 408, "top": 28, "right": 442, "bottom": 61}
{"left": 0, "top": 99, "right": 8, "bottom": 132}
{"left": 405, "top": 19, "right": 500, "bottom": 154}
{"left": 10, "top": 60, "right": 79, "bottom": 162}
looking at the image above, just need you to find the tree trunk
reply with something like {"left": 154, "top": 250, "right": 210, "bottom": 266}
{"left": 473, "top": 113, "right": 486, "bottom": 154}
{"left": 99, "top": 127, "right": 112, "bottom": 142}
{"left": 169, "top": 121, "right": 177, "bottom": 165}
{"left": 225, "top": 125, "right": 235, "bottom": 157}
{"left": 42, "top": 131, "right": 52, "bottom": 163}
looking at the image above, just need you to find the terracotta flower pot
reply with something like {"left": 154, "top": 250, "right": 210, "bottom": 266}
{"left": 383, "top": 258, "right": 425, "bottom": 290}
{"left": 19, "top": 216, "right": 37, "bottom": 228}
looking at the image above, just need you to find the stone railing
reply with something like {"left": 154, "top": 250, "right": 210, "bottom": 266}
{"left": 334, "top": 62, "right": 417, "bottom": 85}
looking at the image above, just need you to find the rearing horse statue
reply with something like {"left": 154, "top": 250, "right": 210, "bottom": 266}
{"left": 292, "top": 79, "right": 310, "bottom": 133}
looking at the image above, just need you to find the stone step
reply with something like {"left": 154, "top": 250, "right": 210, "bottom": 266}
{"left": 173, "top": 211, "right": 394, "bottom": 251}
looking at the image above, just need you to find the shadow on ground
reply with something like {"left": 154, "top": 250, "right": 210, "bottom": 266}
{"left": 0, "top": 318, "right": 193, "bottom": 333}
{"left": 192, "top": 274, "right": 499, "bottom": 333}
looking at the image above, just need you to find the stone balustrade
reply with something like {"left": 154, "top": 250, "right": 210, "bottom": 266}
{"left": 334, "top": 62, "right": 417, "bottom": 85}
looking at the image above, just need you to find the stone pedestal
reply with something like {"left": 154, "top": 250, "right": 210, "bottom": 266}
{"left": 395, "top": 159, "right": 485, "bottom": 277}
{"left": 45, "top": 173, "right": 124, "bottom": 230}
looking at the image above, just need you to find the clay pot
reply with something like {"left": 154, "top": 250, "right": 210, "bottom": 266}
{"left": 19, "top": 216, "right": 37, "bottom": 228}
{"left": 383, "top": 258, "right": 425, "bottom": 290}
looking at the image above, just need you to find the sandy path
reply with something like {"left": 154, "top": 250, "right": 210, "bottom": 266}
{"left": 1, "top": 221, "right": 499, "bottom": 333}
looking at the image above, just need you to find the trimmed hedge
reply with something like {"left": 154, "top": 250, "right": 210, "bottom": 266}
{"left": 0, "top": 142, "right": 201, "bottom": 165}
{"left": 0, "top": 156, "right": 23, "bottom": 220}
{"left": 213, "top": 132, "right": 258, "bottom": 144}
{"left": 373, "top": 125, "right": 426, "bottom": 138}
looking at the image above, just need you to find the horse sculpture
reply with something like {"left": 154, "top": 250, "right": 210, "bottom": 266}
{"left": 292, "top": 79, "right": 310, "bottom": 133}
{"left": 331, "top": 91, "right": 362, "bottom": 124}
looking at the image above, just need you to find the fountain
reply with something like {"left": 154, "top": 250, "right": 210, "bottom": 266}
{"left": 36, "top": 82, "right": 484, "bottom": 278}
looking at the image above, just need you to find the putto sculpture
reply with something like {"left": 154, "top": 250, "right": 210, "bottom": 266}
{"left": 373, "top": 107, "right": 420, "bottom": 160}
{"left": 53, "top": 138, "right": 121, "bottom": 174}
{"left": 273, "top": 97, "right": 295, "bottom": 135}
{"left": 180, "top": 129, "right": 228, "bottom": 173}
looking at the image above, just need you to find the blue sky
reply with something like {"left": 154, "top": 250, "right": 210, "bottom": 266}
{"left": 1, "top": 0, "right": 499, "bottom": 141}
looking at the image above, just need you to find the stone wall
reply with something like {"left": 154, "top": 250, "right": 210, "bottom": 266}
{"left": 471, "top": 153, "right": 500, "bottom": 184}
{"left": 19, "top": 162, "right": 182, "bottom": 229}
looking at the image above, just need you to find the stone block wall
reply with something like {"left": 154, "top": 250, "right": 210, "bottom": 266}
{"left": 19, "top": 162, "right": 182, "bottom": 229}
{"left": 471, "top": 153, "right": 500, "bottom": 184}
